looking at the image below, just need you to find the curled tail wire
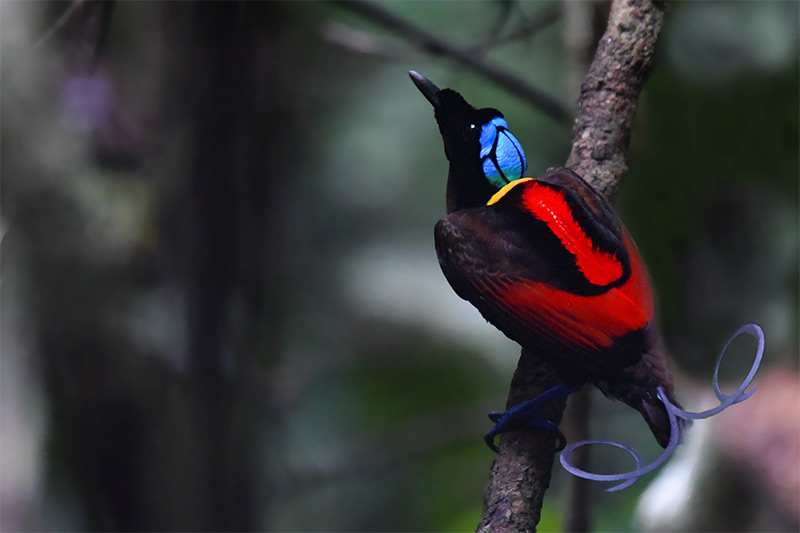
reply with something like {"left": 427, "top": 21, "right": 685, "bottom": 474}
{"left": 560, "top": 324, "right": 765, "bottom": 492}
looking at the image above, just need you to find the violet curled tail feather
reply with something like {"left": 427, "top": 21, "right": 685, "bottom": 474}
{"left": 560, "top": 323, "right": 765, "bottom": 492}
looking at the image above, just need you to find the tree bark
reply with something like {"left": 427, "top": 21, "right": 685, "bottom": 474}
{"left": 567, "top": 0, "right": 668, "bottom": 199}
{"left": 478, "top": 1, "right": 669, "bottom": 531}
{"left": 477, "top": 353, "right": 566, "bottom": 532}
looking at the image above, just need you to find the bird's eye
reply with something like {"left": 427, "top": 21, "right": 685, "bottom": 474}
{"left": 478, "top": 117, "right": 527, "bottom": 188}
{"left": 469, "top": 124, "right": 476, "bottom": 130}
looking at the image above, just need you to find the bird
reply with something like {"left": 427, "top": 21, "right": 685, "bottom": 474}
{"left": 409, "top": 70, "right": 682, "bottom": 451}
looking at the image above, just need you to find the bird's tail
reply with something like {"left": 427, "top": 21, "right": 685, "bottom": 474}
{"left": 599, "top": 338, "right": 690, "bottom": 449}
{"left": 638, "top": 389, "right": 691, "bottom": 449}
{"left": 633, "top": 337, "right": 691, "bottom": 448}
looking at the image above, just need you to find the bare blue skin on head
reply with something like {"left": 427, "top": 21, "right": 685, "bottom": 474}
{"left": 479, "top": 117, "right": 527, "bottom": 188}
{"left": 409, "top": 70, "right": 527, "bottom": 190}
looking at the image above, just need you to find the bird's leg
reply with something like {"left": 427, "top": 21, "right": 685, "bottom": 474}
{"left": 485, "top": 383, "right": 581, "bottom": 452}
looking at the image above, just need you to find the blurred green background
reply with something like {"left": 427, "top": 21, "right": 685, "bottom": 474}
{"left": 1, "top": 1, "right": 797, "bottom": 532}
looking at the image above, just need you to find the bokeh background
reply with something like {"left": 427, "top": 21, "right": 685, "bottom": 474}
{"left": 1, "top": 1, "right": 798, "bottom": 531}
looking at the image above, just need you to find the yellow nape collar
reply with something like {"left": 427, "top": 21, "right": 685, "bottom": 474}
{"left": 487, "top": 178, "right": 533, "bottom": 206}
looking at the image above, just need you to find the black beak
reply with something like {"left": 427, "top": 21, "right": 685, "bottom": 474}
{"left": 409, "top": 70, "right": 441, "bottom": 109}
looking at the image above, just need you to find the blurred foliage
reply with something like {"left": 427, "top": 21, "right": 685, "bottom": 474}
{"left": 1, "top": 1, "right": 797, "bottom": 532}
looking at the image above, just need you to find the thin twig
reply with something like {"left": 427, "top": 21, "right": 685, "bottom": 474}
{"left": 33, "top": 0, "right": 115, "bottom": 74}
{"left": 34, "top": 0, "right": 90, "bottom": 49}
{"left": 324, "top": 5, "right": 559, "bottom": 69}
{"left": 472, "top": 4, "right": 561, "bottom": 52}
{"left": 323, "top": 21, "right": 410, "bottom": 62}
{"left": 484, "top": 0, "right": 517, "bottom": 44}
{"left": 335, "top": 0, "right": 570, "bottom": 123}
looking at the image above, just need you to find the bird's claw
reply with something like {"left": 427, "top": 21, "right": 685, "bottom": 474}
{"left": 483, "top": 384, "right": 579, "bottom": 453}
{"left": 483, "top": 411, "right": 567, "bottom": 453}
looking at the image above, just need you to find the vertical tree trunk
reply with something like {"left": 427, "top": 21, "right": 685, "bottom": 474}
{"left": 160, "top": 2, "right": 294, "bottom": 529}
{"left": 182, "top": 3, "right": 243, "bottom": 529}
{"left": 172, "top": 2, "right": 293, "bottom": 529}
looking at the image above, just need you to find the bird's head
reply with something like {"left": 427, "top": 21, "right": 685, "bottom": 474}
{"left": 410, "top": 71, "right": 527, "bottom": 199}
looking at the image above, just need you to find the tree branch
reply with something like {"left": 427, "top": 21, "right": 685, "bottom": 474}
{"left": 471, "top": 4, "right": 561, "bottom": 52}
{"left": 322, "top": 21, "right": 409, "bottom": 61}
{"left": 34, "top": 0, "right": 115, "bottom": 73}
{"left": 477, "top": 352, "right": 567, "bottom": 532}
{"left": 334, "top": 0, "right": 570, "bottom": 123}
{"left": 478, "top": 1, "right": 669, "bottom": 531}
{"left": 34, "top": 0, "right": 94, "bottom": 49}
{"left": 566, "top": 0, "right": 668, "bottom": 199}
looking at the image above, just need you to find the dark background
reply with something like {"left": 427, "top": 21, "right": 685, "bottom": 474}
{"left": 1, "top": 1, "right": 798, "bottom": 531}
